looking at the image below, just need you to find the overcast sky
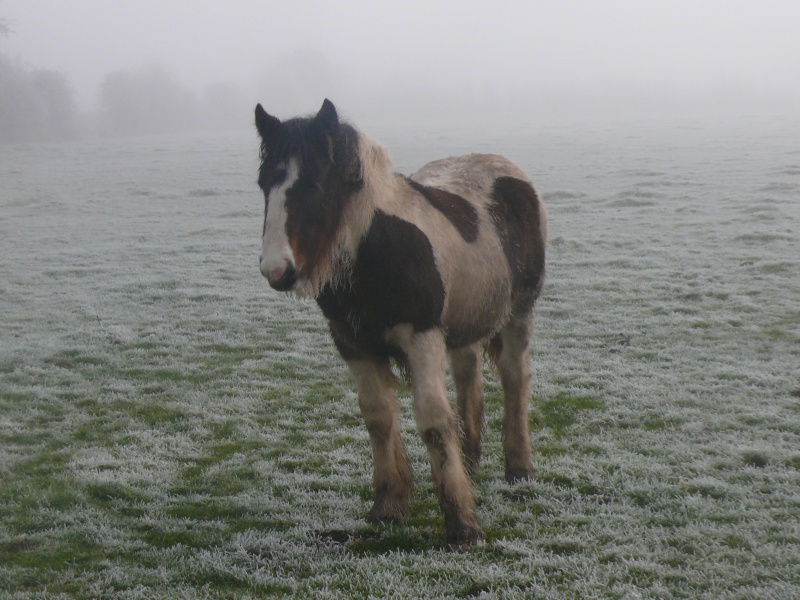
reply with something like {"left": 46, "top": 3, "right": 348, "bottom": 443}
{"left": 2, "top": 0, "right": 799, "bottom": 120}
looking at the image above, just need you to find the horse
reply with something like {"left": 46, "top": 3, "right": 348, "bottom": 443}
{"left": 255, "top": 99, "right": 546, "bottom": 549}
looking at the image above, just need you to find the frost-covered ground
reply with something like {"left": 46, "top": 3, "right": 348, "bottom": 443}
{"left": 1, "top": 116, "right": 799, "bottom": 598}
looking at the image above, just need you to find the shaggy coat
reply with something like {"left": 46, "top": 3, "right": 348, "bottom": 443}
{"left": 255, "top": 99, "right": 546, "bottom": 549}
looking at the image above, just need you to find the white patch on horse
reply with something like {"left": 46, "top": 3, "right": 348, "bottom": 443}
{"left": 260, "top": 158, "right": 300, "bottom": 285}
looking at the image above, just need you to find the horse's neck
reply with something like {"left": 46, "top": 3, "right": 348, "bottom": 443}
{"left": 358, "top": 134, "right": 398, "bottom": 201}
{"left": 341, "top": 133, "right": 398, "bottom": 234}
{"left": 304, "top": 133, "right": 393, "bottom": 293}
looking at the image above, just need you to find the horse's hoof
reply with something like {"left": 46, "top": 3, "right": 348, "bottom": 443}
{"left": 366, "top": 511, "right": 404, "bottom": 524}
{"left": 505, "top": 466, "right": 535, "bottom": 483}
{"left": 447, "top": 526, "right": 485, "bottom": 552}
{"left": 366, "top": 502, "right": 409, "bottom": 524}
{"left": 366, "top": 483, "right": 412, "bottom": 523}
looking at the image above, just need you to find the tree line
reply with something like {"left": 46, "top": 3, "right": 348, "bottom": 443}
{"left": 1, "top": 18, "right": 74, "bottom": 142}
{"left": 95, "top": 64, "right": 248, "bottom": 137}
{"left": 1, "top": 18, "right": 248, "bottom": 143}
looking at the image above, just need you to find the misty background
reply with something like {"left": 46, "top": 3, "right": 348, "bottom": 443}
{"left": 1, "top": 0, "right": 799, "bottom": 143}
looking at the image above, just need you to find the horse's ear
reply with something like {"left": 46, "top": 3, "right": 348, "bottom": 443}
{"left": 255, "top": 104, "right": 280, "bottom": 139}
{"left": 315, "top": 98, "right": 339, "bottom": 134}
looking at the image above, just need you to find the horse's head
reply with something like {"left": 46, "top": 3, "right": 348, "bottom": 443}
{"left": 255, "top": 99, "right": 363, "bottom": 293}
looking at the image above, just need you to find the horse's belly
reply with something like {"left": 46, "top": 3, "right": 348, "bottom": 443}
{"left": 441, "top": 252, "right": 512, "bottom": 349}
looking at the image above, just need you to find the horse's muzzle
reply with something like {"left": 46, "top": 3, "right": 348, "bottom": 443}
{"left": 261, "top": 256, "right": 297, "bottom": 291}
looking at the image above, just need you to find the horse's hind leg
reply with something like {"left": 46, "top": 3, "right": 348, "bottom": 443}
{"left": 449, "top": 343, "right": 484, "bottom": 477}
{"left": 348, "top": 357, "right": 413, "bottom": 522}
{"left": 406, "top": 329, "right": 483, "bottom": 549}
{"left": 495, "top": 316, "right": 535, "bottom": 482}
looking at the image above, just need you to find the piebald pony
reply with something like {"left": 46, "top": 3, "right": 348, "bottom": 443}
{"left": 255, "top": 99, "right": 546, "bottom": 549}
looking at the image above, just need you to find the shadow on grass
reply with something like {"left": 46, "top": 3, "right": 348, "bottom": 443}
{"left": 312, "top": 526, "right": 448, "bottom": 554}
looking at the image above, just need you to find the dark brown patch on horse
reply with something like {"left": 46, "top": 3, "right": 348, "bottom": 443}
{"left": 488, "top": 176, "right": 546, "bottom": 314}
{"left": 317, "top": 210, "right": 446, "bottom": 361}
{"left": 406, "top": 179, "right": 479, "bottom": 242}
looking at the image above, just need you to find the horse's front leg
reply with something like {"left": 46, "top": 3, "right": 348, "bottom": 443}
{"left": 405, "top": 329, "right": 484, "bottom": 549}
{"left": 348, "top": 357, "right": 413, "bottom": 523}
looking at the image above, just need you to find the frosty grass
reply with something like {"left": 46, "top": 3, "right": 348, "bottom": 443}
{"left": 1, "top": 116, "right": 799, "bottom": 598}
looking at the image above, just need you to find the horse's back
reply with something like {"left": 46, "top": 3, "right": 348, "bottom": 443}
{"left": 410, "top": 154, "right": 531, "bottom": 200}
{"left": 410, "top": 152, "right": 546, "bottom": 248}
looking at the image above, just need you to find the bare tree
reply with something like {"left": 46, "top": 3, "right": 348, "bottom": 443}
{"left": 0, "top": 17, "right": 77, "bottom": 143}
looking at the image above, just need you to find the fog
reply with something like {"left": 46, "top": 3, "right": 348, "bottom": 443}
{"left": 2, "top": 0, "right": 799, "bottom": 140}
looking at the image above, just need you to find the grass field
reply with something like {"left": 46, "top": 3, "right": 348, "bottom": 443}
{"left": 1, "top": 119, "right": 799, "bottom": 598}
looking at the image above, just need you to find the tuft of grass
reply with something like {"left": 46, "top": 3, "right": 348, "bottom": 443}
{"left": 535, "top": 392, "right": 605, "bottom": 439}
{"left": 742, "top": 450, "right": 770, "bottom": 468}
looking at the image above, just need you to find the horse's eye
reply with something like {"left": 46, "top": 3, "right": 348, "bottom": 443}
{"left": 271, "top": 161, "right": 289, "bottom": 184}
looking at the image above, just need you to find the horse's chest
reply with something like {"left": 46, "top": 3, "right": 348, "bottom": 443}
{"left": 316, "top": 211, "right": 446, "bottom": 357}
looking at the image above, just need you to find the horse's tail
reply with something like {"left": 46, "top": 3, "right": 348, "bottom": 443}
{"left": 485, "top": 333, "right": 504, "bottom": 366}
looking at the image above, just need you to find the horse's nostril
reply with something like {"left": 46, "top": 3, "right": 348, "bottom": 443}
{"left": 266, "top": 261, "right": 297, "bottom": 291}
